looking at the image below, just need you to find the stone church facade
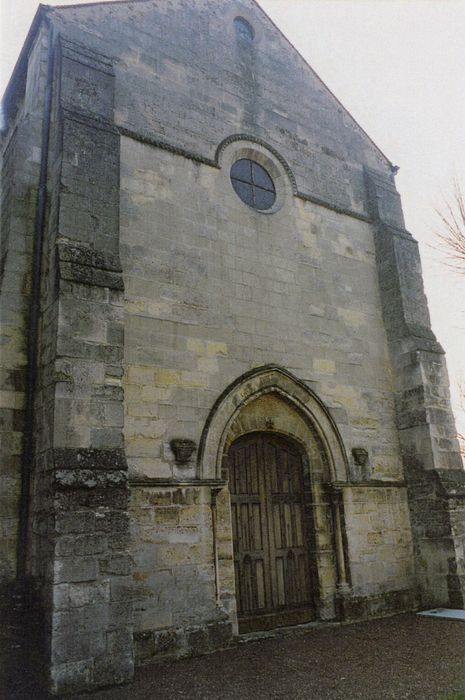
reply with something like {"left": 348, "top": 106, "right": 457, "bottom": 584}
{"left": 1, "top": 0, "right": 465, "bottom": 694}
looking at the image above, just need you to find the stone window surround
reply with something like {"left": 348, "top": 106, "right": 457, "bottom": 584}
{"left": 218, "top": 139, "right": 294, "bottom": 215}
{"left": 233, "top": 16, "right": 255, "bottom": 42}
{"left": 223, "top": 4, "right": 264, "bottom": 45}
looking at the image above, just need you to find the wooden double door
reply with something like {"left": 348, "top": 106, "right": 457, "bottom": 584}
{"left": 229, "top": 432, "right": 316, "bottom": 633}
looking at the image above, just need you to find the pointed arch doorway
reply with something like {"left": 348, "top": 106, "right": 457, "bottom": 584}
{"left": 228, "top": 431, "right": 317, "bottom": 633}
{"left": 199, "top": 366, "right": 351, "bottom": 634}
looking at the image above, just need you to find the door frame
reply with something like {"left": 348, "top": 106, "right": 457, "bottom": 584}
{"left": 200, "top": 366, "right": 352, "bottom": 631}
{"left": 228, "top": 430, "right": 319, "bottom": 633}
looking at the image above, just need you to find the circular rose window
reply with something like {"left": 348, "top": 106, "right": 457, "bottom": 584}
{"left": 230, "top": 159, "right": 276, "bottom": 211}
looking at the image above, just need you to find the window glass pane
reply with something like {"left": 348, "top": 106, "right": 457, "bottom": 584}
{"left": 231, "top": 179, "right": 254, "bottom": 207}
{"left": 230, "top": 159, "right": 276, "bottom": 211}
{"left": 234, "top": 17, "right": 255, "bottom": 42}
{"left": 231, "top": 159, "right": 252, "bottom": 183}
{"left": 254, "top": 188, "right": 276, "bottom": 210}
{"left": 252, "top": 162, "right": 274, "bottom": 192}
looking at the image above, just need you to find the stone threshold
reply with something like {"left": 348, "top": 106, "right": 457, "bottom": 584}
{"left": 237, "top": 618, "right": 340, "bottom": 644}
{"left": 237, "top": 608, "right": 422, "bottom": 646}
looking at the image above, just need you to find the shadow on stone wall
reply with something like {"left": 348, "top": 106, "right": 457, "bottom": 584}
{"left": 0, "top": 579, "right": 49, "bottom": 699}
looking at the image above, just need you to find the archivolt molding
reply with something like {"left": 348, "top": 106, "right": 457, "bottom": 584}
{"left": 215, "top": 133, "right": 298, "bottom": 195}
{"left": 198, "top": 365, "right": 349, "bottom": 482}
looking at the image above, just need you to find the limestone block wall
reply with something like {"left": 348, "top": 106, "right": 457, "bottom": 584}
{"left": 0, "top": 26, "right": 49, "bottom": 583}
{"left": 120, "top": 135, "right": 416, "bottom": 645}
{"left": 344, "top": 487, "right": 414, "bottom": 596}
{"left": 120, "top": 138, "right": 402, "bottom": 483}
{"left": 131, "top": 485, "right": 232, "bottom": 662}
{"left": 48, "top": 0, "right": 394, "bottom": 222}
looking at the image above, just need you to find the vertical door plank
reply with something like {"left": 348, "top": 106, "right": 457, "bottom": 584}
{"left": 229, "top": 432, "right": 316, "bottom": 630}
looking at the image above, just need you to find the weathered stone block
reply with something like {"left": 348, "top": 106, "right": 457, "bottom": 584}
{"left": 53, "top": 556, "right": 98, "bottom": 584}
{"left": 99, "top": 553, "right": 132, "bottom": 576}
{"left": 107, "top": 627, "right": 133, "bottom": 654}
{"left": 154, "top": 507, "right": 180, "bottom": 526}
{"left": 51, "top": 630, "right": 105, "bottom": 664}
{"left": 134, "top": 627, "right": 181, "bottom": 663}
{"left": 110, "top": 575, "right": 134, "bottom": 602}
{"left": 68, "top": 580, "right": 110, "bottom": 608}
{"left": 51, "top": 659, "right": 93, "bottom": 695}
{"left": 93, "top": 651, "right": 134, "bottom": 686}
{"left": 207, "top": 620, "right": 233, "bottom": 649}
{"left": 187, "top": 626, "right": 209, "bottom": 655}
{"left": 55, "top": 511, "right": 95, "bottom": 534}
{"left": 73, "top": 534, "right": 107, "bottom": 556}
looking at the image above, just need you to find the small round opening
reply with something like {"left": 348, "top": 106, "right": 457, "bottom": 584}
{"left": 234, "top": 16, "right": 255, "bottom": 42}
{"left": 230, "top": 159, "right": 276, "bottom": 211}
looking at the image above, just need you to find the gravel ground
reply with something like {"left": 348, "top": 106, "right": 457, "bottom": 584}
{"left": 68, "top": 613, "right": 465, "bottom": 700}
{"left": 5, "top": 613, "right": 465, "bottom": 699}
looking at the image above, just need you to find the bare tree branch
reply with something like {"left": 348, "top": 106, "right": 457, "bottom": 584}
{"left": 456, "top": 427, "right": 465, "bottom": 459}
{"left": 435, "top": 183, "right": 465, "bottom": 460}
{"left": 435, "top": 177, "right": 465, "bottom": 270}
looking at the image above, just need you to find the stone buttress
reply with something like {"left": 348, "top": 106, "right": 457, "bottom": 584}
{"left": 26, "top": 30, "right": 134, "bottom": 693}
{"left": 365, "top": 167, "right": 465, "bottom": 608}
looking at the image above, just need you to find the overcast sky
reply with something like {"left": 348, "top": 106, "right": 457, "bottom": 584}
{"left": 1, "top": 0, "right": 464, "bottom": 433}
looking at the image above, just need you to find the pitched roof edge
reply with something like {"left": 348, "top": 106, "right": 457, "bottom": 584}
{"left": 0, "top": 1, "right": 146, "bottom": 131}
{"left": 53, "top": 0, "right": 394, "bottom": 169}
{"left": 48, "top": 0, "right": 152, "bottom": 9}
{"left": 254, "top": 0, "right": 394, "bottom": 170}
{"left": 2, "top": 0, "right": 395, "bottom": 170}
{"left": 1, "top": 5, "right": 51, "bottom": 132}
